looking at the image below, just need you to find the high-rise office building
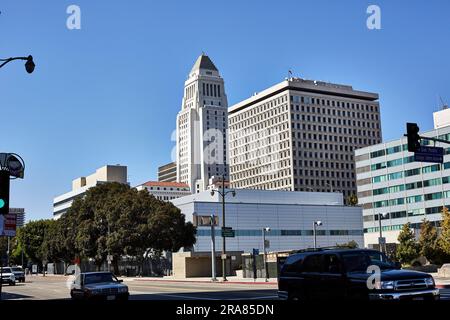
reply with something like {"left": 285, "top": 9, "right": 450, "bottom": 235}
{"left": 356, "top": 109, "right": 450, "bottom": 247}
{"left": 176, "top": 54, "right": 229, "bottom": 193}
{"left": 158, "top": 162, "right": 177, "bottom": 182}
{"left": 228, "top": 78, "right": 381, "bottom": 201}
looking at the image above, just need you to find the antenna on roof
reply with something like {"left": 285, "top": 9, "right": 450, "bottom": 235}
{"left": 439, "top": 96, "right": 448, "bottom": 110}
{"left": 287, "top": 69, "right": 293, "bottom": 80}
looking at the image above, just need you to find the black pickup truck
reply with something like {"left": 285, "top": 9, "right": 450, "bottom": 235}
{"left": 278, "top": 248, "right": 439, "bottom": 301}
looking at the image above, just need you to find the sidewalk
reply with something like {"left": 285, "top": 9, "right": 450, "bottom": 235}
{"left": 429, "top": 273, "right": 450, "bottom": 289}
{"left": 123, "top": 276, "right": 278, "bottom": 285}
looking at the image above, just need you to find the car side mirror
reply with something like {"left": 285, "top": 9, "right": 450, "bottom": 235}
{"left": 394, "top": 262, "right": 402, "bottom": 270}
{"left": 118, "top": 279, "right": 123, "bottom": 283}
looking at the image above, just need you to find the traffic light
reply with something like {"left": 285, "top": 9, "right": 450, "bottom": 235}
{"left": 406, "top": 122, "right": 421, "bottom": 152}
{"left": 0, "top": 170, "right": 10, "bottom": 215}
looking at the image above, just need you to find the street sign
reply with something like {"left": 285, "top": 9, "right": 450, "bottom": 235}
{"left": 252, "top": 248, "right": 259, "bottom": 256}
{"left": 221, "top": 254, "right": 227, "bottom": 260}
{"left": 107, "top": 255, "right": 113, "bottom": 262}
{"left": 414, "top": 146, "right": 444, "bottom": 164}
{"left": 0, "top": 213, "right": 16, "bottom": 237}
{"left": 194, "top": 215, "right": 219, "bottom": 226}
{"left": 378, "top": 237, "right": 386, "bottom": 245}
{"left": 221, "top": 227, "right": 235, "bottom": 237}
{"left": 264, "top": 240, "right": 270, "bottom": 248}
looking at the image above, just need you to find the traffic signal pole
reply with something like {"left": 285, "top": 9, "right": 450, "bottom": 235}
{"left": 0, "top": 170, "right": 10, "bottom": 216}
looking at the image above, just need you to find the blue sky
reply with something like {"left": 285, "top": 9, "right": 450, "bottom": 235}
{"left": 1, "top": 0, "right": 450, "bottom": 221}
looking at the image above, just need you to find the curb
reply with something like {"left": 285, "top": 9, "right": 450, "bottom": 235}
{"left": 130, "top": 278, "right": 278, "bottom": 286}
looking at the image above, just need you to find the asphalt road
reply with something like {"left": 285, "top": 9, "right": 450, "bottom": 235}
{"left": 0, "top": 276, "right": 278, "bottom": 301}
{"left": 1, "top": 276, "right": 449, "bottom": 301}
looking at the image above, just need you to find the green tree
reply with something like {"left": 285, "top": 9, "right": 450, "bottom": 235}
{"left": 438, "top": 206, "right": 450, "bottom": 263}
{"left": 396, "top": 223, "right": 419, "bottom": 265}
{"left": 336, "top": 240, "right": 359, "bottom": 249}
{"left": 418, "top": 218, "right": 440, "bottom": 263}
{"left": 346, "top": 194, "right": 358, "bottom": 206}
{"left": 65, "top": 182, "right": 196, "bottom": 273}
{"left": 16, "top": 219, "right": 54, "bottom": 267}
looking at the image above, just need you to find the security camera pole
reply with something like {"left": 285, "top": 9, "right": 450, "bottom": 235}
{"left": 210, "top": 174, "right": 235, "bottom": 281}
{"left": 313, "top": 221, "right": 322, "bottom": 249}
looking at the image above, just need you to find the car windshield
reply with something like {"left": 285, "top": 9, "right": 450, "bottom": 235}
{"left": 1, "top": 268, "right": 12, "bottom": 273}
{"left": 12, "top": 267, "right": 23, "bottom": 272}
{"left": 84, "top": 273, "right": 116, "bottom": 284}
{"left": 342, "top": 251, "right": 395, "bottom": 273}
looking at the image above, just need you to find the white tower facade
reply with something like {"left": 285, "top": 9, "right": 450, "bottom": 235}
{"left": 176, "top": 54, "right": 229, "bottom": 193}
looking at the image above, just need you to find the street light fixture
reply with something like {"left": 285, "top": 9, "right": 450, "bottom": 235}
{"left": 210, "top": 174, "right": 235, "bottom": 281}
{"left": 262, "top": 227, "right": 271, "bottom": 282}
{"left": 313, "top": 221, "right": 322, "bottom": 249}
{"left": 378, "top": 213, "right": 389, "bottom": 253}
{"left": 0, "top": 55, "right": 35, "bottom": 73}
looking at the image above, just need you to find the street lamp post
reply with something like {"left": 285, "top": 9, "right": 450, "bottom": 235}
{"left": 0, "top": 55, "right": 35, "bottom": 73}
{"left": 210, "top": 214, "right": 217, "bottom": 282}
{"left": 262, "top": 227, "right": 271, "bottom": 282}
{"left": 378, "top": 213, "right": 388, "bottom": 253}
{"left": 210, "top": 174, "right": 235, "bottom": 282}
{"left": 313, "top": 221, "right": 322, "bottom": 249}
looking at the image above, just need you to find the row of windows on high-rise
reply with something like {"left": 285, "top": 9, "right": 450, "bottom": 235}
{"left": 290, "top": 95, "right": 379, "bottom": 113}
{"left": 363, "top": 205, "right": 449, "bottom": 223}
{"left": 291, "top": 104, "right": 379, "bottom": 121}
{"left": 291, "top": 115, "right": 380, "bottom": 130}
{"left": 294, "top": 178, "right": 355, "bottom": 189}
{"left": 295, "top": 169, "right": 355, "bottom": 179}
{"left": 293, "top": 131, "right": 380, "bottom": 145}
{"left": 366, "top": 190, "right": 450, "bottom": 210}
{"left": 228, "top": 97, "right": 288, "bottom": 124}
{"left": 359, "top": 176, "right": 450, "bottom": 199}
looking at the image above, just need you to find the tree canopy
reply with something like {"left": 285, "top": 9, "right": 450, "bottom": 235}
{"left": 11, "top": 182, "right": 196, "bottom": 272}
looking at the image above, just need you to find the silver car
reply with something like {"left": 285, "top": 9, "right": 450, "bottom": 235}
{"left": 70, "top": 272, "right": 129, "bottom": 300}
{"left": 0, "top": 267, "right": 16, "bottom": 286}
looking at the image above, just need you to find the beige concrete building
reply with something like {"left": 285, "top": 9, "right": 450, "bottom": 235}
{"left": 53, "top": 165, "right": 128, "bottom": 219}
{"left": 228, "top": 77, "right": 382, "bottom": 202}
{"left": 157, "top": 162, "right": 177, "bottom": 182}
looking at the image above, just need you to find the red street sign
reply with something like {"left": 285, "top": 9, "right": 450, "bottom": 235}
{"left": 1, "top": 213, "right": 16, "bottom": 236}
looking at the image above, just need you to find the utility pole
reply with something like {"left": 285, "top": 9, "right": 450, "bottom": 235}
{"left": 210, "top": 214, "right": 217, "bottom": 281}
{"left": 210, "top": 174, "right": 235, "bottom": 282}
{"left": 262, "top": 228, "right": 270, "bottom": 282}
{"left": 221, "top": 175, "right": 226, "bottom": 281}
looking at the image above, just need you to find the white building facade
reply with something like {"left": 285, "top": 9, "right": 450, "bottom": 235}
{"left": 53, "top": 165, "right": 127, "bottom": 219}
{"left": 356, "top": 109, "right": 450, "bottom": 246}
{"left": 136, "top": 181, "right": 190, "bottom": 202}
{"left": 171, "top": 189, "right": 363, "bottom": 253}
{"left": 228, "top": 78, "right": 381, "bottom": 203}
{"left": 176, "top": 54, "right": 229, "bottom": 194}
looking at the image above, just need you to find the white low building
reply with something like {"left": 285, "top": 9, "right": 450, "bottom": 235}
{"left": 136, "top": 181, "right": 190, "bottom": 201}
{"left": 171, "top": 189, "right": 363, "bottom": 253}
